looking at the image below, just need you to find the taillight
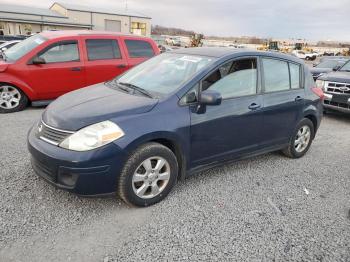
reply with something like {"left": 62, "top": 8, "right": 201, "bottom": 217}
{"left": 311, "top": 87, "right": 325, "bottom": 100}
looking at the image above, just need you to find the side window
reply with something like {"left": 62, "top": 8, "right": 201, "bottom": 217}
{"left": 262, "top": 58, "right": 290, "bottom": 92}
{"left": 38, "top": 41, "right": 79, "bottom": 63}
{"left": 180, "top": 84, "right": 199, "bottom": 105}
{"left": 289, "top": 63, "right": 301, "bottom": 89}
{"left": 86, "top": 39, "right": 121, "bottom": 61}
{"left": 125, "top": 40, "right": 154, "bottom": 58}
{"left": 202, "top": 58, "right": 257, "bottom": 99}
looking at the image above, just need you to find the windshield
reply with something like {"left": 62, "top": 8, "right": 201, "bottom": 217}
{"left": 316, "top": 60, "right": 342, "bottom": 68}
{"left": 3, "top": 34, "right": 47, "bottom": 62}
{"left": 339, "top": 61, "right": 350, "bottom": 72}
{"left": 114, "top": 53, "right": 213, "bottom": 96}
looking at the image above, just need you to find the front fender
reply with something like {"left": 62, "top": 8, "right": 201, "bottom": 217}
{"left": 0, "top": 73, "right": 37, "bottom": 100}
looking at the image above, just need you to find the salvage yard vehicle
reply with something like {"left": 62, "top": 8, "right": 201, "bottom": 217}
{"left": 310, "top": 57, "right": 348, "bottom": 80}
{"left": 0, "top": 40, "right": 21, "bottom": 54}
{"left": 28, "top": 48, "right": 323, "bottom": 206}
{"left": 0, "top": 31, "right": 159, "bottom": 113}
{"left": 316, "top": 60, "right": 350, "bottom": 114}
{"left": 292, "top": 50, "right": 316, "bottom": 61}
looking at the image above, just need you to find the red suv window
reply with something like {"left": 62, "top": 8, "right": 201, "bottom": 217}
{"left": 125, "top": 40, "right": 154, "bottom": 58}
{"left": 86, "top": 39, "right": 121, "bottom": 61}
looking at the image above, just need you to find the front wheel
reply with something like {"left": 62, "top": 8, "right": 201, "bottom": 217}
{"left": 0, "top": 85, "right": 28, "bottom": 113}
{"left": 118, "top": 142, "right": 178, "bottom": 207}
{"left": 282, "top": 118, "right": 315, "bottom": 158}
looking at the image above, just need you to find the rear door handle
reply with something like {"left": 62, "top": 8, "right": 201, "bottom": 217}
{"left": 116, "top": 64, "right": 127, "bottom": 68}
{"left": 295, "top": 96, "right": 303, "bottom": 101}
{"left": 248, "top": 103, "right": 261, "bottom": 110}
{"left": 70, "top": 67, "right": 81, "bottom": 72}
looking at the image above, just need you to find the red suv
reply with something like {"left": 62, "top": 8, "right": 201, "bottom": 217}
{"left": 0, "top": 31, "right": 160, "bottom": 113}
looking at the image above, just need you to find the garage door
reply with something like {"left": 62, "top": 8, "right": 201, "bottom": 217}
{"left": 105, "top": 20, "right": 121, "bottom": 32}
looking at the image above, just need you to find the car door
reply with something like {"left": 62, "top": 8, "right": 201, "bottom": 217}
{"left": 82, "top": 36, "right": 129, "bottom": 86}
{"left": 122, "top": 37, "right": 157, "bottom": 70}
{"left": 189, "top": 57, "right": 264, "bottom": 167}
{"left": 261, "top": 57, "right": 305, "bottom": 147}
{"left": 25, "top": 38, "right": 86, "bottom": 99}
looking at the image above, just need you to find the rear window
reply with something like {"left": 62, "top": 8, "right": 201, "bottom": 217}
{"left": 125, "top": 39, "right": 154, "bottom": 58}
{"left": 289, "top": 63, "right": 301, "bottom": 89}
{"left": 86, "top": 39, "right": 121, "bottom": 61}
{"left": 263, "top": 58, "right": 290, "bottom": 92}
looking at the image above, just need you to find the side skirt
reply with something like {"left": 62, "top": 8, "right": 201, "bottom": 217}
{"left": 186, "top": 143, "right": 289, "bottom": 177}
{"left": 31, "top": 100, "right": 54, "bottom": 107}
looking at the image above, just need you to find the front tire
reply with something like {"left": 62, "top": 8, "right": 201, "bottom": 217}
{"left": 118, "top": 142, "right": 178, "bottom": 207}
{"left": 0, "top": 85, "right": 28, "bottom": 113}
{"left": 282, "top": 118, "right": 315, "bottom": 158}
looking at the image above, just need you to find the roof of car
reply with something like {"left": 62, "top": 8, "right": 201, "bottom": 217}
{"left": 39, "top": 30, "right": 148, "bottom": 39}
{"left": 172, "top": 47, "right": 303, "bottom": 63}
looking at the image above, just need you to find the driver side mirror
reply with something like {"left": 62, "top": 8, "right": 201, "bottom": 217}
{"left": 199, "top": 90, "right": 222, "bottom": 106}
{"left": 1, "top": 47, "right": 7, "bottom": 52}
{"left": 31, "top": 56, "right": 46, "bottom": 65}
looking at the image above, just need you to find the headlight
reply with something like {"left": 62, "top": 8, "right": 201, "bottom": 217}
{"left": 59, "top": 121, "right": 124, "bottom": 151}
{"left": 315, "top": 80, "right": 325, "bottom": 89}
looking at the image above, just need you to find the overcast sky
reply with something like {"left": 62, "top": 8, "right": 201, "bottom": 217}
{"left": 2, "top": 0, "right": 350, "bottom": 41}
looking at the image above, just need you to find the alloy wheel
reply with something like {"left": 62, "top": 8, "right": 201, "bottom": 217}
{"left": 0, "top": 86, "right": 21, "bottom": 109}
{"left": 294, "top": 125, "right": 311, "bottom": 153}
{"left": 132, "top": 157, "right": 171, "bottom": 199}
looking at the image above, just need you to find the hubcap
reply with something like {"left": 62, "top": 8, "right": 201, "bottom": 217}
{"left": 132, "top": 157, "right": 170, "bottom": 199}
{"left": 294, "top": 125, "right": 311, "bottom": 153}
{"left": 0, "top": 86, "right": 21, "bottom": 109}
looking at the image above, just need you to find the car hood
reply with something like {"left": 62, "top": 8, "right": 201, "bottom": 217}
{"left": 43, "top": 83, "right": 159, "bottom": 131}
{"left": 310, "top": 68, "right": 332, "bottom": 75}
{"left": 318, "top": 71, "right": 350, "bottom": 83}
{"left": 0, "top": 59, "right": 9, "bottom": 72}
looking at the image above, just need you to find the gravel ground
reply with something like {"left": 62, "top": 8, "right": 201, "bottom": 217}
{"left": 0, "top": 108, "right": 349, "bottom": 262}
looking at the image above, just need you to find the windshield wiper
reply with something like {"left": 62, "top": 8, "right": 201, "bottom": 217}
{"left": 118, "top": 82, "right": 154, "bottom": 98}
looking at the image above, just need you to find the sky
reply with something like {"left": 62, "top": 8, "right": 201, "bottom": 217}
{"left": 2, "top": 0, "right": 350, "bottom": 41}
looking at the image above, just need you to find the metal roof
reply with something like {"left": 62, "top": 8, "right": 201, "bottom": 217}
{"left": 53, "top": 2, "right": 151, "bottom": 19}
{"left": 172, "top": 47, "right": 304, "bottom": 63}
{"left": 0, "top": 3, "right": 65, "bottom": 18}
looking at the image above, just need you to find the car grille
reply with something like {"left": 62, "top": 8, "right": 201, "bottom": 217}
{"left": 31, "top": 158, "right": 56, "bottom": 182}
{"left": 37, "top": 121, "right": 74, "bottom": 146}
{"left": 325, "top": 82, "right": 350, "bottom": 94}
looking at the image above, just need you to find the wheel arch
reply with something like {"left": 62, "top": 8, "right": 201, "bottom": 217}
{"left": 0, "top": 75, "right": 36, "bottom": 101}
{"left": 123, "top": 132, "right": 188, "bottom": 181}
{"left": 303, "top": 114, "right": 318, "bottom": 138}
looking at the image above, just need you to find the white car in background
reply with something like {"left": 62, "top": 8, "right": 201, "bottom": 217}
{"left": 0, "top": 40, "right": 21, "bottom": 53}
{"left": 292, "top": 50, "right": 316, "bottom": 61}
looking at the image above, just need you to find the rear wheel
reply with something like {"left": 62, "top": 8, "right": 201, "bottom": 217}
{"left": 282, "top": 118, "right": 314, "bottom": 158}
{"left": 0, "top": 85, "right": 28, "bottom": 113}
{"left": 118, "top": 142, "right": 178, "bottom": 207}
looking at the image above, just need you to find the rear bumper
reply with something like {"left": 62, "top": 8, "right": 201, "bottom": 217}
{"left": 27, "top": 125, "right": 128, "bottom": 195}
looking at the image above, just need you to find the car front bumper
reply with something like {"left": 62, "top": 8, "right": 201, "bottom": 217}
{"left": 323, "top": 92, "right": 350, "bottom": 113}
{"left": 27, "top": 125, "right": 128, "bottom": 196}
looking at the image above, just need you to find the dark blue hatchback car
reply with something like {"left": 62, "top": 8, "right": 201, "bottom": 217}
{"left": 28, "top": 48, "right": 323, "bottom": 206}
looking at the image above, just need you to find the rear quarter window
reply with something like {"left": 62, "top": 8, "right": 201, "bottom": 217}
{"left": 125, "top": 39, "right": 154, "bottom": 58}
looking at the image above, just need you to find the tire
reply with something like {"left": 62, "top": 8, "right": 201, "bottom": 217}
{"left": 118, "top": 142, "right": 178, "bottom": 207}
{"left": 282, "top": 118, "right": 315, "bottom": 158}
{"left": 0, "top": 84, "right": 28, "bottom": 113}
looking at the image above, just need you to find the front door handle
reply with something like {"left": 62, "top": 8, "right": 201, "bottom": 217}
{"left": 248, "top": 103, "right": 261, "bottom": 110}
{"left": 70, "top": 67, "right": 81, "bottom": 71}
{"left": 295, "top": 96, "right": 303, "bottom": 101}
{"left": 116, "top": 64, "right": 127, "bottom": 68}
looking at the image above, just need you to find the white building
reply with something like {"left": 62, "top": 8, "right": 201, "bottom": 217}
{"left": 0, "top": 2, "right": 151, "bottom": 36}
